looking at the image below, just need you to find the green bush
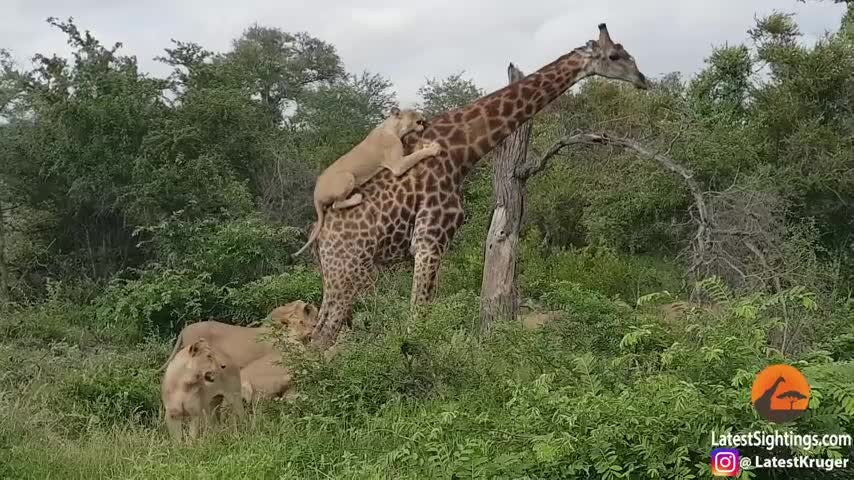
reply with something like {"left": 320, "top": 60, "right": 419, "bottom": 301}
{"left": 59, "top": 364, "right": 160, "bottom": 431}
{"left": 0, "top": 280, "right": 126, "bottom": 346}
{"left": 521, "top": 240, "right": 684, "bottom": 302}
{"left": 93, "top": 263, "right": 325, "bottom": 338}
{"left": 291, "top": 292, "right": 486, "bottom": 419}
{"left": 221, "top": 266, "right": 323, "bottom": 323}
{"left": 4, "top": 283, "right": 854, "bottom": 479}
{"left": 94, "top": 267, "right": 220, "bottom": 339}
{"left": 140, "top": 215, "right": 303, "bottom": 286}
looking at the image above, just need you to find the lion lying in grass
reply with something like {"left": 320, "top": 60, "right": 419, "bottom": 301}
{"left": 161, "top": 300, "right": 318, "bottom": 402}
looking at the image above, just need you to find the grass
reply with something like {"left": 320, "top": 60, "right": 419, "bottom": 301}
{"left": 1, "top": 258, "right": 853, "bottom": 479}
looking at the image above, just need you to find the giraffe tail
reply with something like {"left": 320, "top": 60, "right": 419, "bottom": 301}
{"left": 293, "top": 199, "right": 325, "bottom": 258}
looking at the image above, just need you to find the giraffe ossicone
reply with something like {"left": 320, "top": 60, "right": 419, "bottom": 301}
{"left": 308, "top": 23, "right": 649, "bottom": 349}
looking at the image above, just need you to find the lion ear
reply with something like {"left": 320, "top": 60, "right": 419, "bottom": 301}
{"left": 389, "top": 106, "right": 401, "bottom": 117}
{"left": 304, "top": 303, "right": 318, "bottom": 322}
{"left": 188, "top": 339, "right": 207, "bottom": 357}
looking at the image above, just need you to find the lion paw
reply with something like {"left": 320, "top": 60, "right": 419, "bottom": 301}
{"left": 424, "top": 141, "right": 442, "bottom": 155}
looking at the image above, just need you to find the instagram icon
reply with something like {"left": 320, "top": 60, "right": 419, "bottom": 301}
{"left": 711, "top": 448, "right": 741, "bottom": 477}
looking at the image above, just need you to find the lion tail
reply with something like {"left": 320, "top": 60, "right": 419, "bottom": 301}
{"left": 159, "top": 331, "right": 183, "bottom": 372}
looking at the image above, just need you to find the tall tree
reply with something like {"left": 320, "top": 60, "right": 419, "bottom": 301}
{"left": 416, "top": 72, "right": 483, "bottom": 117}
{"left": 227, "top": 25, "right": 345, "bottom": 123}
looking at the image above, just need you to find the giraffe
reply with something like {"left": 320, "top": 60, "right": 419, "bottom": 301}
{"left": 308, "top": 23, "right": 649, "bottom": 348}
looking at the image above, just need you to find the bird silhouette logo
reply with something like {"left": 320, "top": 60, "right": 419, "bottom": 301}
{"left": 750, "top": 364, "right": 810, "bottom": 423}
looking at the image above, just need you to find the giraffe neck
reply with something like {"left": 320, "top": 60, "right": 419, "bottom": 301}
{"left": 424, "top": 48, "right": 593, "bottom": 180}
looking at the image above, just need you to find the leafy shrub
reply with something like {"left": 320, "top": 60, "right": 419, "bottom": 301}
{"left": 5, "top": 282, "right": 854, "bottom": 479}
{"left": 0, "top": 280, "right": 126, "bottom": 345}
{"left": 139, "top": 215, "right": 303, "bottom": 286}
{"left": 283, "top": 284, "right": 854, "bottom": 479}
{"left": 291, "top": 292, "right": 489, "bottom": 418}
{"left": 95, "top": 267, "right": 220, "bottom": 339}
{"left": 521, "top": 241, "right": 683, "bottom": 302}
{"left": 94, "top": 261, "right": 324, "bottom": 338}
{"left": 221, "top": 266, "right": 323, "bottom": 323}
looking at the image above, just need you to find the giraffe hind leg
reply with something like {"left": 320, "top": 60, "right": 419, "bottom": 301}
{"left": 311, "top": 259, "right": 376, "bottom": 349}
{"left": 411, "top": 244, "right": 442, "bottom": 306}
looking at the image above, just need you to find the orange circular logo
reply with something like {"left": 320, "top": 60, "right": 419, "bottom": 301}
{"left": 751, "top": 364, "right": 810, "bottom": 423}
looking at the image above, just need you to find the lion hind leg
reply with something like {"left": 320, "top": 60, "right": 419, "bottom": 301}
{"left": 293, "top": 172, "right": 356, "bottom": 257}
{"left": 332, "top": 193, "right": 363, "bottom": 209}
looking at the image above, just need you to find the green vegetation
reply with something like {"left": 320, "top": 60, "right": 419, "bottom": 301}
{"left": 2, "top": 6, "right": 854, "bottom": 479}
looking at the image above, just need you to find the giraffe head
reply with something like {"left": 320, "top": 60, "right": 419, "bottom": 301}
{"left": 583, "top": 23, "right": 648, "bottom": 90}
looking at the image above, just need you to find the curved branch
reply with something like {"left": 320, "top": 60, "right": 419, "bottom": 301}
{"left": 519, "top": 131, "right": 713, "bottom": 276}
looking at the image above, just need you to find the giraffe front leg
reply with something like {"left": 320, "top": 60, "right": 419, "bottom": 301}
{"left": 310, "top": 285, "right": 354, "bottom": 350}
{"left": 409, "top": 197, "right": 463, "bottom": 306}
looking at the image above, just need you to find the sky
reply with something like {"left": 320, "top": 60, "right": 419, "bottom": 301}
{"left": 2, "top": 1, "right": 848, "bottom": 105}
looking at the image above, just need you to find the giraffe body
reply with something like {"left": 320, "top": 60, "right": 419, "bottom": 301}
{"left": 309, "top": 24, "right": 649, "bottom": 347}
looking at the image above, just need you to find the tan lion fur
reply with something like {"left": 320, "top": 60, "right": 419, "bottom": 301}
{"left": 160, "top": 338, "right": 245, "bottom": 442}
{"left": 159, "top": 300, "right": 318, "bottom": 372}
{"left": 293, "top": 107, "right": 441, "bottom": 257}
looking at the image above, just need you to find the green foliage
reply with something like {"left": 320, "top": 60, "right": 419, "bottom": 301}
{"left": 521, "top": 241, "right": 684, "bottom": 302}
{"left": 4, "top": 282, "right": 854, "bottom": 479}
{"left": 93, "top": 263, "right": 322, "bottom": 337}
{"left": 226, "top": 25, "right": 345, "bottom": 122}
{"left": 416, "top": 71, "right": 484, "bottom": 117}
{"left": 139, "top": 215, "right": 301, "bottom": 286}
{"left": 59, "top": 364, "right": 160, "bottom": 430}
{"left": 527, "top": 79, "right": 690, "bottom": 254}
{"left": 222, "top": 267, "right": 323, "bottom": 323}
{"left": 290, "top": 72, "right": 398, "bottom": 169}
{"left": 94, "top": 267, "right": 219, "bottom": 338}
{"left": 2, "top": 8, "right": 854, "bottom": 480}
{"left": 0, "top": 282, "right": 105, "bottom": 345}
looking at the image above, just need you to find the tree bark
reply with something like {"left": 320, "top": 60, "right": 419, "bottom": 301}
{"left": 479, "top": 63, "right": 532, "bottom": 335}
{"left": 0, "top": 197, "right": 10, "bottom": 306}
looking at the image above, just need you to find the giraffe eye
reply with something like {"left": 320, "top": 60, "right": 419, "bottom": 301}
{"left": 608, "top": 53, "right": 621, "bottom": 61}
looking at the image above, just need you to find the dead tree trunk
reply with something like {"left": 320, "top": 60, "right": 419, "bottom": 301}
{"left": 0, "top": 197, "right": 9, "bottom": 306}
{"left": 479, "top": 63, "right": 532, "bottom": 335}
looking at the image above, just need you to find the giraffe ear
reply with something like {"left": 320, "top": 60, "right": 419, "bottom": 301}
{"left": 390, "top": 106, "right": 401, "bottom": 117}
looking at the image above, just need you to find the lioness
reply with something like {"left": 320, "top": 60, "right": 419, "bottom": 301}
{"left": 239, "top": 353, "right": 295, "bottom": 403}
{"left": 160, "top": 300, "right": 318, "bottom": 372}
{"left": 161, "top": 338, "right": 244, "bottom": 442}
{"left": 292, "top": 107, "right": 442, "bottom": 257}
